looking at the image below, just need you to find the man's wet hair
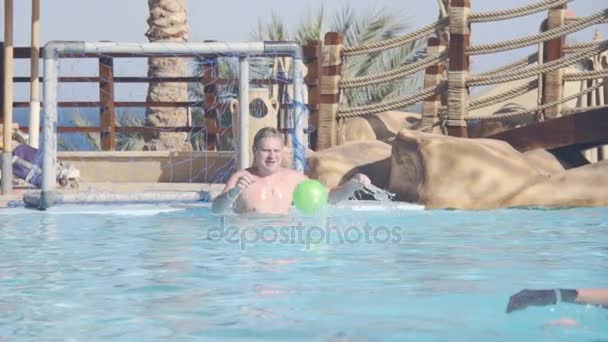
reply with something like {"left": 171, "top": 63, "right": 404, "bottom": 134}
{"left": 252, "top": 127, "right": 282, "bottom": 151}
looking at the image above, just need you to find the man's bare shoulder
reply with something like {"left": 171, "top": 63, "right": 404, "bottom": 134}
{"left": 226, "top": 169, "right": 254, "bottom": 185}
{"left": 233, "top": 168, "right": 256, "bottom": 178}
{"left": 279, "top": 168, "right": 308, "bottom": 181}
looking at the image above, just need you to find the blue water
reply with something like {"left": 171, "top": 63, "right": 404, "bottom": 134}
{"left": 0, "top": 203, "right": 606, "bottom": 341}
{"left": 13, "top": 107, "right": 146, "bottom": 151}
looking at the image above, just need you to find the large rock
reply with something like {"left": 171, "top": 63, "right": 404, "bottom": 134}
{"left": 306, "top": 140, "right": 392, "bottom": 189}
{"left": 507, "top": 160, "right": 608, "bottom": 207}
{"left": 521, "top": 149, "right": 565, "bottom": 175}
{"left": 467, "top": 103, "right": 536, "bottom": 138}
{"left": 389, "top": 129, "right": 608, "bottom": 209}
{"left": 338, "top": 111, "right": 420, "bottom": 144}
{"left": 389, "top": 129, "right": 542, "bottom": 209}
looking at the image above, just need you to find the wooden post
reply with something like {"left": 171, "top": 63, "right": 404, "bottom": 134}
{"left": 28, "top": 0, "right": 41, "bottom": 148}
{"left": 0, "top": 42, "right": 4, "bottom": 124}
{"left": 303, "top": 40, "right": 322, "bottom": 150}
{"left": 99, "top": 56, "right": 115, "bottom": 150}
{"left": 202, "top": 56, "right": 218, "bottom": 151}
{"left": 316, "top": 32, "right": 343, "bottom": 150}
{"left": 421, "top": 37, "right": 446, "bottom": 134}
{"left": 2, "top": 0, "right": 14, "bottom": 195}
{"left": 446, "top": 0, "right": 470, "bottom": 137}
{"left": 541, "top": 4, "right": 567, "bottom": 120}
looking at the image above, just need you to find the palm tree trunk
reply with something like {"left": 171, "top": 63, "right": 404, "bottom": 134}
{"left": 145, "top": 0, "right": 190, "bottom": 150}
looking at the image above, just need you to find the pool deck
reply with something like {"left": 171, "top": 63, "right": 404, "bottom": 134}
{"left": 0, "top": 182, "right": 226, "bottom": 208}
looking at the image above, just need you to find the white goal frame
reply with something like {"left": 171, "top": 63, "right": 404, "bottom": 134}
{"left": 35, "top": 41, "right": 307, "bottom": 209}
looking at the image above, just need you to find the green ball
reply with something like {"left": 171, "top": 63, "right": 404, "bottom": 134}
{"left": 293, "top": 179, "right": 328, "bottom": 214}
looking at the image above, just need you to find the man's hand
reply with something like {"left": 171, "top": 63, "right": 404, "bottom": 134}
{"left": 235, "top": 173, "right": 255, "bottom": 192}
{"left": 350, "top": 173, "right": 371, "bottom": 191}
{"left": 506, "top": 289, "right": 557, "bottom": 313}
{"left": 229, "top": 173, "right": 255, "bottom": 200}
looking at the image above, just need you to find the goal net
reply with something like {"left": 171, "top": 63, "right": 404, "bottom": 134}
{"left": 25, "top": 41, "right": 310, "bottom": 209}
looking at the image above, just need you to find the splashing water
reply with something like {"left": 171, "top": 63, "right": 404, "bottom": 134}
{"left": 361, "top": 183, "right": 395, "bottom": 203}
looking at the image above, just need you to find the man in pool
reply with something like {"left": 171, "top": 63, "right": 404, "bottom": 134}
{"left": 211, "top": 127, "right": 372, "bottom": 214}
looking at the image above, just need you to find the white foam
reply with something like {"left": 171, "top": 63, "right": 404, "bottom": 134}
{"left": 336, "top": 200, "right": 424, "bottom": 211}
{"left": 1, "top": 201, "right": 424, "bottom": 216}
{"left": 0, "top": 204, "right": 185, "bottom": 216}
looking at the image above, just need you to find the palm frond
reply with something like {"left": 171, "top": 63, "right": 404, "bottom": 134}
{"left": 245, "top": 4, "right": 426, "bottom": 110}
{"left": 296, "top": 6, "right": 325, "bottom": 44}
{"left": 115, "top": 111, "right": 145, "bottom": 151}
{"left": 253, "top": 12, "right": 290, "bottom": 41}
{"left": 251, "top": 19, "right": 265, "bottom": 41}
{"left": 69, "top": 111, "right": 100, "bottom": 150}
{"left": 330, "top": 6, "right": 356, "bottom": 45}
{"left": 335, "top": 7, "right": 423, "bottom": 107}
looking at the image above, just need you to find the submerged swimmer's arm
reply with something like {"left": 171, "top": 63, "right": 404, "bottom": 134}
{"left": 211, "top": 171, "right": 254, "bottom": 214}
{"left": 327, "top": 173, "right": 371, "bottom": 205}
{"left": 506, "top": 288, "right": 608, "bottom": 313}
{"left": 328, "top": 182, "right": 361, "bottom": 204}
{"left": 575, "top": 288, "right": 608, "bottom": 305}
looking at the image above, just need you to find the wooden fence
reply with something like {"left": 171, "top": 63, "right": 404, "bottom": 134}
{"left": 0, "top": 44, "right": 322, "bottom": 151}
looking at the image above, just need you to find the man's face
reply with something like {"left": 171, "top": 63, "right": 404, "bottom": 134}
{"left": 254, "top": 137, "right": 283, "bottom": 174}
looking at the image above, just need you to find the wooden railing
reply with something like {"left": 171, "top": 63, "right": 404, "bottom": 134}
{"left": 0, "top": 43, "right": 322, "bottom": 151}
{"left": 315, "top": 0, "right": 608, "bottom": 147}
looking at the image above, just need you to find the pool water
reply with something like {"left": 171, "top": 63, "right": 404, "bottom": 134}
{"left": 0, "top": 203, "right": 606, "bottom": 341}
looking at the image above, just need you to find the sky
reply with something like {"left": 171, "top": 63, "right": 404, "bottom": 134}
{"left": 1, "top": 0, "right": 607, "bottom": 101}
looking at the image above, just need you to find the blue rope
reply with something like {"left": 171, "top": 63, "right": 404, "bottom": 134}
{"left": 290, "top": 100, "right": 310, "bottom": 172}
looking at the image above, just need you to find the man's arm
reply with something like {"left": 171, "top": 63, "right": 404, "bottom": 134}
{"left": 293, "top": 172, "right": 365, "bottom": 205}
{"left": 506, "top": 288, "right": 608, "bottom": 313}
{"left": 575, "top": 288, "right": 608, "bottom": 305}
{"left": 211, "top": 171, "right": 250, "bottom": 214}
{"left": 328, "top": 173, "right": 371, "bottom": 205}
{"left": 211, "top": 187, "right": 241, "bottom": 214}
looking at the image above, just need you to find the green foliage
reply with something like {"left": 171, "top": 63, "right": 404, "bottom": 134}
{"left": 115, "top": 112, "right": 145, "bottom": 151}
{"left": 253, "top": 12, "right": 290, "bottom": 41}
{"left": 64, "top": 111, "right": 100, "bottom": 151}
{"left": 63, "top": 110, "right": 145, "bottom": 151}
{"left": 184, "top": 4, "right": 428, "bottom": 151}
{"left": 252, "top": 5, "right": 426, "bottom": 108}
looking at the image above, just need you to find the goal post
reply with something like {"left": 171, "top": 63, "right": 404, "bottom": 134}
{"left": 32, "top": 40, "right": 308, "bottom": 210}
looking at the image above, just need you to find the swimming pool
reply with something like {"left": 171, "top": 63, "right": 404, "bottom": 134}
{"left": 0, "top": 203, "right": 606, "bottom": 341}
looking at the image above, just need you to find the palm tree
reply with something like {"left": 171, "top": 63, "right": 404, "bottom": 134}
{"left": 62, "top": 110, "right": 145, "bottom": 151}
{"left": 253, "top": 6, "right": 427, "bottom": 108}
{"left": 145, "top": 0, "right": 191, "bottom": 151}
{"left": 185, "top": 4, "right": 428, "bottom": 152}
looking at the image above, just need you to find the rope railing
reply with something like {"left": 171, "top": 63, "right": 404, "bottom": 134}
{"left": 470, "top": 79, "right": 539, "bottom": 111}
{"left": 469, "top": 0, "right": 572, "bottom": 23}
{"left": 475, "top": 53, "right": 538, "bottom": 78}
{"left": 562, "top": 104, "right": 608, "bottom": 115}
{"left": 338, "top": 52, "right": 448, "bottom": 89}
{"left": 320, "top": 1, "right": 607, "bottom": 138}
{"left": 466, "top": 79, "right": 607, "bottom": 120}
{"left": 341, "top": 18, "right": 448, "bottom": 57}
{"left": 565, "top": 15, "right": 601, "bottom": 25}
{"left": 436, "top": 80, "right": 540, "bottom": 116}
{"left": 468, "top": 9, "right": 608, "bottom": 55}
{"left": 468, "top": 40, "right": 608, "bottom": 86}
{"left": 419, "top": 120, "right": 444, "bottom": 133}
{"left": 563, "top": 69, "right": 608, "bottom": 82}
{"left": 337, "top": 82, "right": 447, "bottom": 118}
{"left": 564, "top": 42, "right": 597, "bottom": 54}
